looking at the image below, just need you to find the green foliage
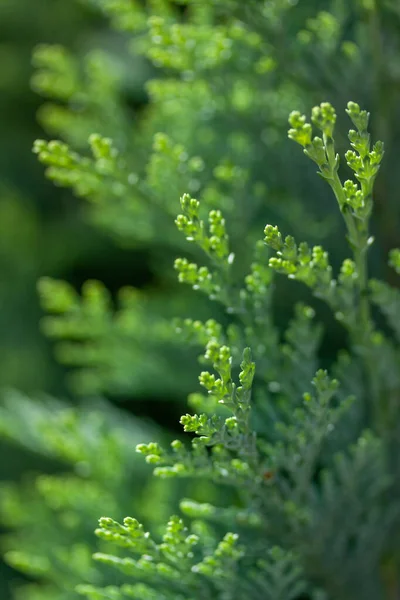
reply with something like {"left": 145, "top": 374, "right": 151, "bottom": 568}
{"left": 76, "top": 517, "right": 308, "bottom": 600}
{"left": 0, "top": 391, "right": 175, "bottom": 599}
{"left": 36, "top": 277, "right": 196, "bottom": 397}
{"left": 72, "top": 101, "right": 400, "bottom": 600}
{"left": 3, "top": 1, "right": 400, "bottom": 600}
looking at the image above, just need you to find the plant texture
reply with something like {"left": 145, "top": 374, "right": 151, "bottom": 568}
{"left": 2, "top": 1, "right": 400, "bottom": 600}
{"left": 21, "top": 0, "right": 400, "bottom": 402}
{"left": 6, "top": 0, "right": 397, "bottom": 402}
{"left": 69, "top": 102, "right": 400, "bottom": 600}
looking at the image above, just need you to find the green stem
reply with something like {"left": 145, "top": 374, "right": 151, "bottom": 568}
{"left": 328, "top": 169, "right": 371, "bottom": 344}
{"left": 324, "top": 159, "right": 379, "bottom": 427}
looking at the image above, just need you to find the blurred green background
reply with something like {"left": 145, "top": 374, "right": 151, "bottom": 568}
{"left": 0, "top": 1, "right": 158, "bottom": 595}
{"left": 0, "top": 0, "right": 149, "bottom": 396}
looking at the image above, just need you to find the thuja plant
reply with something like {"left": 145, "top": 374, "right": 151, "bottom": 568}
{"left": 3, "top": 1, "right": 400, "bottom": 599}
{"left": 22, "top": 0, "right": 400, "bottom": 401}
{"left": 70, "top": 104, "right": 400, "bottom": 600}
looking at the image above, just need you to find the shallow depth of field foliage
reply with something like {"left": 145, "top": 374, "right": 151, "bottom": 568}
{"left": 2, "top": 0, "right": 400, "bottom": 599}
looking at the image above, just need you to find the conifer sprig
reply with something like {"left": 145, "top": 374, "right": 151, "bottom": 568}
{"left": 285, "top": 102, "right": 384, "bottom": 347}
